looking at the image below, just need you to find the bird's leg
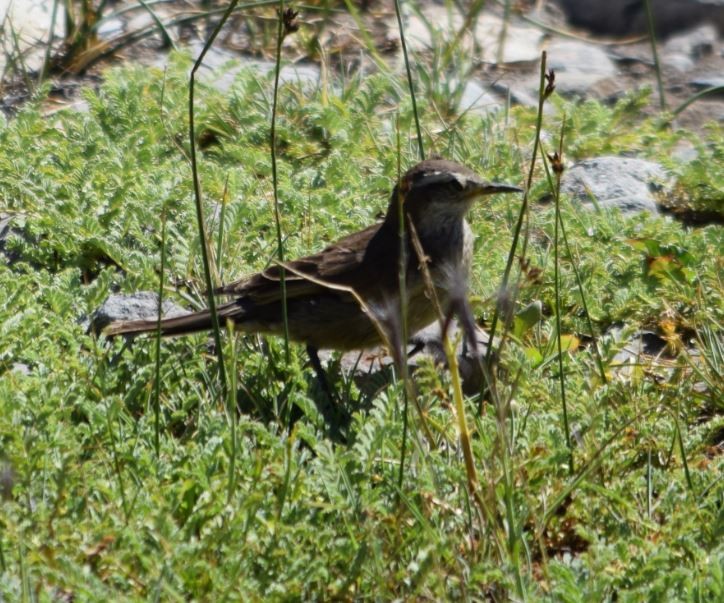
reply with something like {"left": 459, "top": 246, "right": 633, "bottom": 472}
{"left": 306, "top": 344, "right": 335, "bottom": 401}
{"left": 305, "top": 344, "right": 350, "bottom": 441}
{"left": 449, "top": 296, "right": 479, "bottom": 357}
{"left": 448, "top": 296, "right": 499, "bottom": 415}
{"left": 406, "top": 339, "right": 425, "bottom": 358}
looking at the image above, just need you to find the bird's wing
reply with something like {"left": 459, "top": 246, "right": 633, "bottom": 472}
{"left": 214, "top": 223, "right": 381, "bottom": 304}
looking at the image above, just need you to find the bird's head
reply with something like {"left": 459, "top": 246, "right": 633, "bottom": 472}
{"left": 389, "top": 159, "right": 521, "bottom": 234}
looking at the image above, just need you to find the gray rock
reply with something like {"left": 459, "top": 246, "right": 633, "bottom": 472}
{"left": 274, "top": 63, "right": 322, "bottom": 89}
{"left": 612, "top": 330, "right": 668, "bottom": 365}
{"left": 671, "top": 140, "right": 699, "bottom": 162}
{"left": 91, "top": 292, "right": 188, "bottom": 333}
{"left": 663, "top": 52, "right": 696, "bottom": 71}
{"left": 491, "top": 82, "right": 539, "bottom": 108}
{"left": 11, "top": 363, "right": 31, "bottom": 376}
{"left": 473, "top": 14, "right": 543, "bottom": 64}
{"left": 690, "top": 76, "right": 724, "bottom": 93}
{"left": 319, "top": 320, "right": 493, "bottom": 396}
{"left": 663, "top": 23, "right": 718, "bottom": 59}
{"left": 211, "top": 58, "right": 321, "bottom": 94}
{"left": 410, "top": 320, "right": 494, "bottom": 395}
{"left": 662, "top": 23, "right": 719, "bottom": 70}
{"left": 0, "top": 213, "right": 25, "bottom": 263}
{"left": 0, "top": 0, "right": 65, "bottom": 73}
{"left": 557, "top": 0, "right": 724, "bottom": 37}
{"left": 458, "top": 80, "right": 503, "bottom": 115}
{"left": 152, "top": 42, "right": 321, "bottom": 94}
{"left": 405, "top": 6, "right": 543, "bottom": 63}
{"left": 607, "top": 326, "right": 692, "bottom": 382}
{"left": 96, "top": 17, "right": 124, "bottom": 38}
{"left": 562, "top": 157, "right": 674, "bottom": 214}
{"left": 544, "top": 40, "right": 617, "bottom": 96}
{"left": 125, "top": 11, "right": 156, "bottom": 34}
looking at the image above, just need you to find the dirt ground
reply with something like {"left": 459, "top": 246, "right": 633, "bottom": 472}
{"left": 1, "top": 0, "right": 722, "bottom": 134}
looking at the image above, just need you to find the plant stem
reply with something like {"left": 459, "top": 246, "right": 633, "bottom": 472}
{"left": 271, "top": 0, "right": 291, "bottom": 363}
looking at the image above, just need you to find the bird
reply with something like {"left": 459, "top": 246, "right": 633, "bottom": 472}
{"left": 105, "top": 158, "right": 521, "bottom": 364}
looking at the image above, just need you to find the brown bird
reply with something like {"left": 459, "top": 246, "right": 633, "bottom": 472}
{"left": 105, "top": 159, "right": 521, "bottom": 362}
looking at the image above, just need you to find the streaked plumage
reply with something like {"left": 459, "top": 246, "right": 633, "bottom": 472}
{"left": 104, "top": 159, "right": 521, "bottom": 349}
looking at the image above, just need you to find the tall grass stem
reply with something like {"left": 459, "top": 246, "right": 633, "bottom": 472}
{"left": 270, "top": 0, "right": 291, "bottom": 363}
{"left": 643, "top": 0, "right": 666, "bottom": 110}
{"left": 152, "top": 204, "right": 168, "bottom": 458}
{"left": 188, "top": 0, "right": 241, "bottom": 397}
{"left": 393, "top": 0, "right": 425, "bottom": 160}
{"left": 484, "top": 52, "right": 548, "bottom": 366}
{"left": 551, "top": 122, "right": 573, "bottom": 473}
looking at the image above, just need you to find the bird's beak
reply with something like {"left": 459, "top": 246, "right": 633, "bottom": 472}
{"left": 465, "top": 182, "right": 523, "bottom": 198}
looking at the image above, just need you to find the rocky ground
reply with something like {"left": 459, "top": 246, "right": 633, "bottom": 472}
{"left": 1, "top": 1, "right": 722, "bottom": 132}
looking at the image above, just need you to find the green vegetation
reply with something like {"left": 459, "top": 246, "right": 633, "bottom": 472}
{"left": 0, "top": 55, "right": 722, "bottom": 599}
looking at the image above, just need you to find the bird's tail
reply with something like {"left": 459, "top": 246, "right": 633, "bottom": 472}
{"left": 103, "top": 301, "right": 242, "bottom": 338}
